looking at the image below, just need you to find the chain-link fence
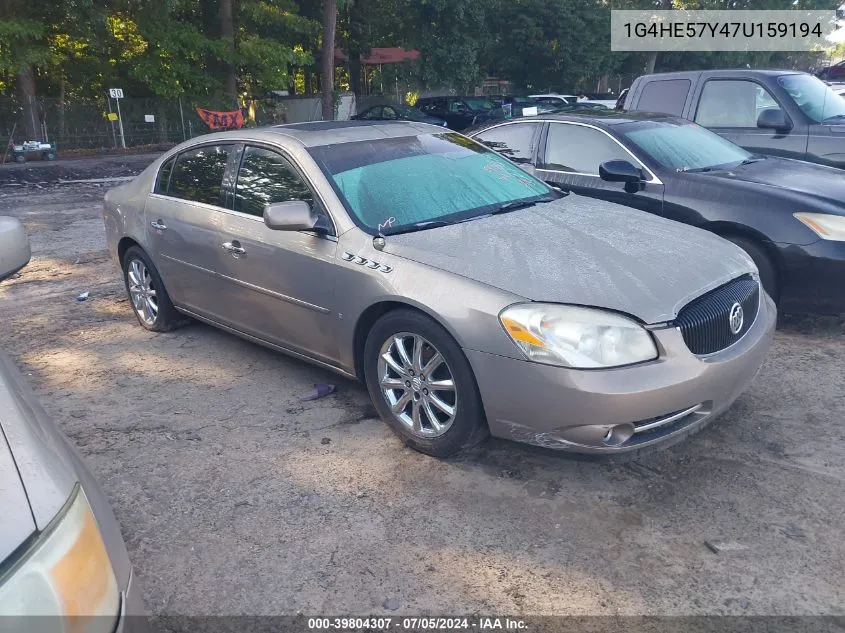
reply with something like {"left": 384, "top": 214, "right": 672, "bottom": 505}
{"left": 0, "top": 95, "right": 364, "bottom": 154}
{"left": 0, "top": 96, "right": 200, "bottom": 152}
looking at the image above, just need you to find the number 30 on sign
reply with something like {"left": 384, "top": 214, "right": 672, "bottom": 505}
{"left": 109, "top": 88, "right": 124, "bottom": 99}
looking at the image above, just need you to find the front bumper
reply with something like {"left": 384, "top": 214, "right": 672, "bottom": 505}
{"left": 465, "top": 293, "right": 776, "bottom": 454}
{"left": 778, "top": 239, "right": 845, "bottom": 315}
{"left": 116, "top": 568, "right": 147, "bottom": 632}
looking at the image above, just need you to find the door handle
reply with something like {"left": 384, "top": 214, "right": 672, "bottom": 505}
{"left": 222, "top": 241, "right": 246, "bottom": 257}
{"left": 150, "top": 220, "right": 167, "bottom": 231}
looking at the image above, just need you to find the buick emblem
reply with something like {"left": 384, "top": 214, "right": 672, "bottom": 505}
{"left": 728, "top": 302, "right": 744, "bottom": 335}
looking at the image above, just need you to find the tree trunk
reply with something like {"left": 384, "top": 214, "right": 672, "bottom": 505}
{"left": 321, "top": 0, "right": 338, "bottom": 121}
{"left": 220, "top": 0, "right": 237, "bottom": 107}
{"left": 17, "top": 67, "right": 40, "bottom": 141}
{"left": 597, "top": 74, "right": 610, "bottom": 92}
{"left": 58, "top": 77, "right": 66, "bottom": 142}
{"left": 645, "top": 0, "right": 672, "bottom": 74}
{"left": 350, "top": 54, "right": 362, "bottom": 99}
{"left": 157, "top": 109, "right": 169, "bottom": 144}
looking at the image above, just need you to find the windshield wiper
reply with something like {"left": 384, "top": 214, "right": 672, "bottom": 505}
{"left": 380, "top": 220, "right": 451, "bottom": 236}
{"left": 491, "top": 200, "right": 539, "bottom": 214}
{"left": 821, "top": 114, "right": 845, "bottom": 123}
{"left": 490, "top": 194, "right": 562, "bottom": 215}
{"left": 739, "top": 157, "right": 766, "bottom": 165}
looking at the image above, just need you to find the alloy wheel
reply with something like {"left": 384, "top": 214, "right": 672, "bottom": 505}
{"left": 127, "top": 258, "right": 158, "bottom": 326}
{"left": 377, "top": 332, "right": 458, "bottom": 438}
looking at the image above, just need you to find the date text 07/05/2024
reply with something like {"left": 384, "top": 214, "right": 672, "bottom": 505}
{"left": 307, "top": 617, "right": 528, "bottom": 630}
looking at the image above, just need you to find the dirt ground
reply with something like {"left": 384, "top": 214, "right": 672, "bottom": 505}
{"left": 1, "top": 156, "right": 844, "bottom": 617}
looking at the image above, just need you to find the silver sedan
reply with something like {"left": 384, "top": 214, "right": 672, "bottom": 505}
{"left": 103, "top": 121, "right": 775, "bottom": 456}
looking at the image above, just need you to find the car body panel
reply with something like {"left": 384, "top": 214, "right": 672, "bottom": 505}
{"left": 0, "top": 430, "right": 35, "bottom": 563}
{"left": 0, "top": 351, "right": 78, "bottom": 532}
{"left": 215, "top": 211, "right": 341, "bottom": 364}
{"left": 0, "top": 217, "right": 31, "bottom": 282}
{"left": 469, "top": 114, "right": 845, "bottom": 314}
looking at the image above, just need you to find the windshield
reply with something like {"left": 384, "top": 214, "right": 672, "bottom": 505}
{"left": 396, "top": 105, "right": 425, "bottom": 119}
{"left": 308, "top": 133, "right": 553, "bottom": 233}
{"left": 777, "top": 74, "right": 845, "bottom": 123}
{"left": 463, "top": 98, "right": 496, "bottom": 111}
{"left": 621, "top": 121, "right": 751, "bottom": 171}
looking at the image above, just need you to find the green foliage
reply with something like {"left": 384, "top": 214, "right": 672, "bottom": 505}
{"left": 488, "top": 0, "right": 616, "bottom": 91}
{"left": 408, "top": 0, "right": 501, "bottom": 90}
{"left": 0, "top": 0, "right": 842, "bottom": 104}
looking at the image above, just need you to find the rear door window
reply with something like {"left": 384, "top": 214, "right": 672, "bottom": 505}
{"left": 168, "top": 144, "right": 233, "bottom": 206}
{"left": 637, "top": 79, "right": 691, "bottom": 115}
{"left": 154, "top": 156, "right": 175, "bottom": 194}
{"left": 473, "top": 122, "right": 541, "bottom": 164}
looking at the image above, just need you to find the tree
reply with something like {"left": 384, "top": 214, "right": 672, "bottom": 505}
{"left": 220, "top": 0, "right": 237, "bottom": 105}
{"left": 0, "top": 0, "right": 66, "bottom": 139}
{"left": 322, "top": 0, "right": 338, "bottom": 119}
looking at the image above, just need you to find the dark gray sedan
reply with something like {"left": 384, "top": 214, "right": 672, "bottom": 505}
{"left": 103, "top": 121, "right": 775, "bottom": 457}
{"left": 0, "top": 217, "right": 144, "bottom": 627}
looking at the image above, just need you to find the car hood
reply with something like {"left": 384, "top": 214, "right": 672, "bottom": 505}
{"left": 0, "top": 350, "right": 76, "bottom": 560}
{"left": 383, "top": 195, "right": 756, "bottom": 324}
{"left": 705, "top": 157, "right": 845, "bottom": 209}
{"left": 0, "top": 428, "right": 35, "bottom": 563}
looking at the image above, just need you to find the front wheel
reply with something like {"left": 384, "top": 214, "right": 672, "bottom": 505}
{"left": 364, "top": 309, "right": 488, "bottom": 457}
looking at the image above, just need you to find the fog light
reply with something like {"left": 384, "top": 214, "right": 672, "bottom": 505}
{"left": 602, "top": 424, "right": 634, "bottom": 446}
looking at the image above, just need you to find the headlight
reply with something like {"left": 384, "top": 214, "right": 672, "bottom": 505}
{"left": 0, "top": 486, "right": 120, "bottom": 630}
{"left": 500, "top": 303, "right": 658, "bottom": 368}
{"left": 794, "top": 212, "right": 845, "bottom": 241}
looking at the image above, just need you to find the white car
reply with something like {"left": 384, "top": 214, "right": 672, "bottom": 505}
{"left": 529, "top": 94, "right": 583, "bottom": 107}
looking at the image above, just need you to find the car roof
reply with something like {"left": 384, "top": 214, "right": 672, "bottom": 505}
{"left": 639, "top": 69, "right": 803, "bottom": 79}
{"left": 271, "top": 120, "right": 447, "bottom": 146}
{"left": 173, "top": 120, "right": 447, "bottom": 150}
{"left": 464, "top": 110, "right": 685, "bottom": 136}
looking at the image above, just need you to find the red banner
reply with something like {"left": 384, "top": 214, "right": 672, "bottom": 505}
{"left": 196, "top": 107, "right": 245, "bottom": 130}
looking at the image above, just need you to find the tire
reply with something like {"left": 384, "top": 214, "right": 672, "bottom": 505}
{"left": 725, "top": 235, "right": 779, "bottom": 304}
{"left": 13, "top": 154, "right": 25, "bottom": 163}
{"left": 43, "top": 151, "right": 56, "bottom": 161}
{"left": 122, "top": 245, "right": 186, "bottom": 332}
{"left": 364, "top": 309, "right": 489, "bottom": 457}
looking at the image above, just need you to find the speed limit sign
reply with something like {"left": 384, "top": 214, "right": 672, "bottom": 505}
{"left": 109, "top": 88, "right": 124, "bottom": 99}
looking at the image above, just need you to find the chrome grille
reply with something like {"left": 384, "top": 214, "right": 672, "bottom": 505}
{"left": 675, "top": 276, "right": 759, "bottom": 355}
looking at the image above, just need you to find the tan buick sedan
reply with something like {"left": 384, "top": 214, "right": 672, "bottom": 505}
{"left": 103, "top": 121, "right": 775, "bottom": 457}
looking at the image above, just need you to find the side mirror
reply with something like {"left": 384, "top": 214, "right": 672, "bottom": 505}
{"left": 757, "top": 108, "right": 792, "bottom": 131}
{"left": 0, "top": 217, "right": 31, "bottom": 282}
{"left": 599, "top": 160, "right": 645, "bottom": 184}
{"left": 263, "top": 200, "right": 322, "bottom": 232}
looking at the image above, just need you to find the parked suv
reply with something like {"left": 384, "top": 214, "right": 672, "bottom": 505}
{"left": 624, "top": 70, "right": 845, "bottom": 169}
{"left": 416, "top": 96, "right": 504, "bottom": 130}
